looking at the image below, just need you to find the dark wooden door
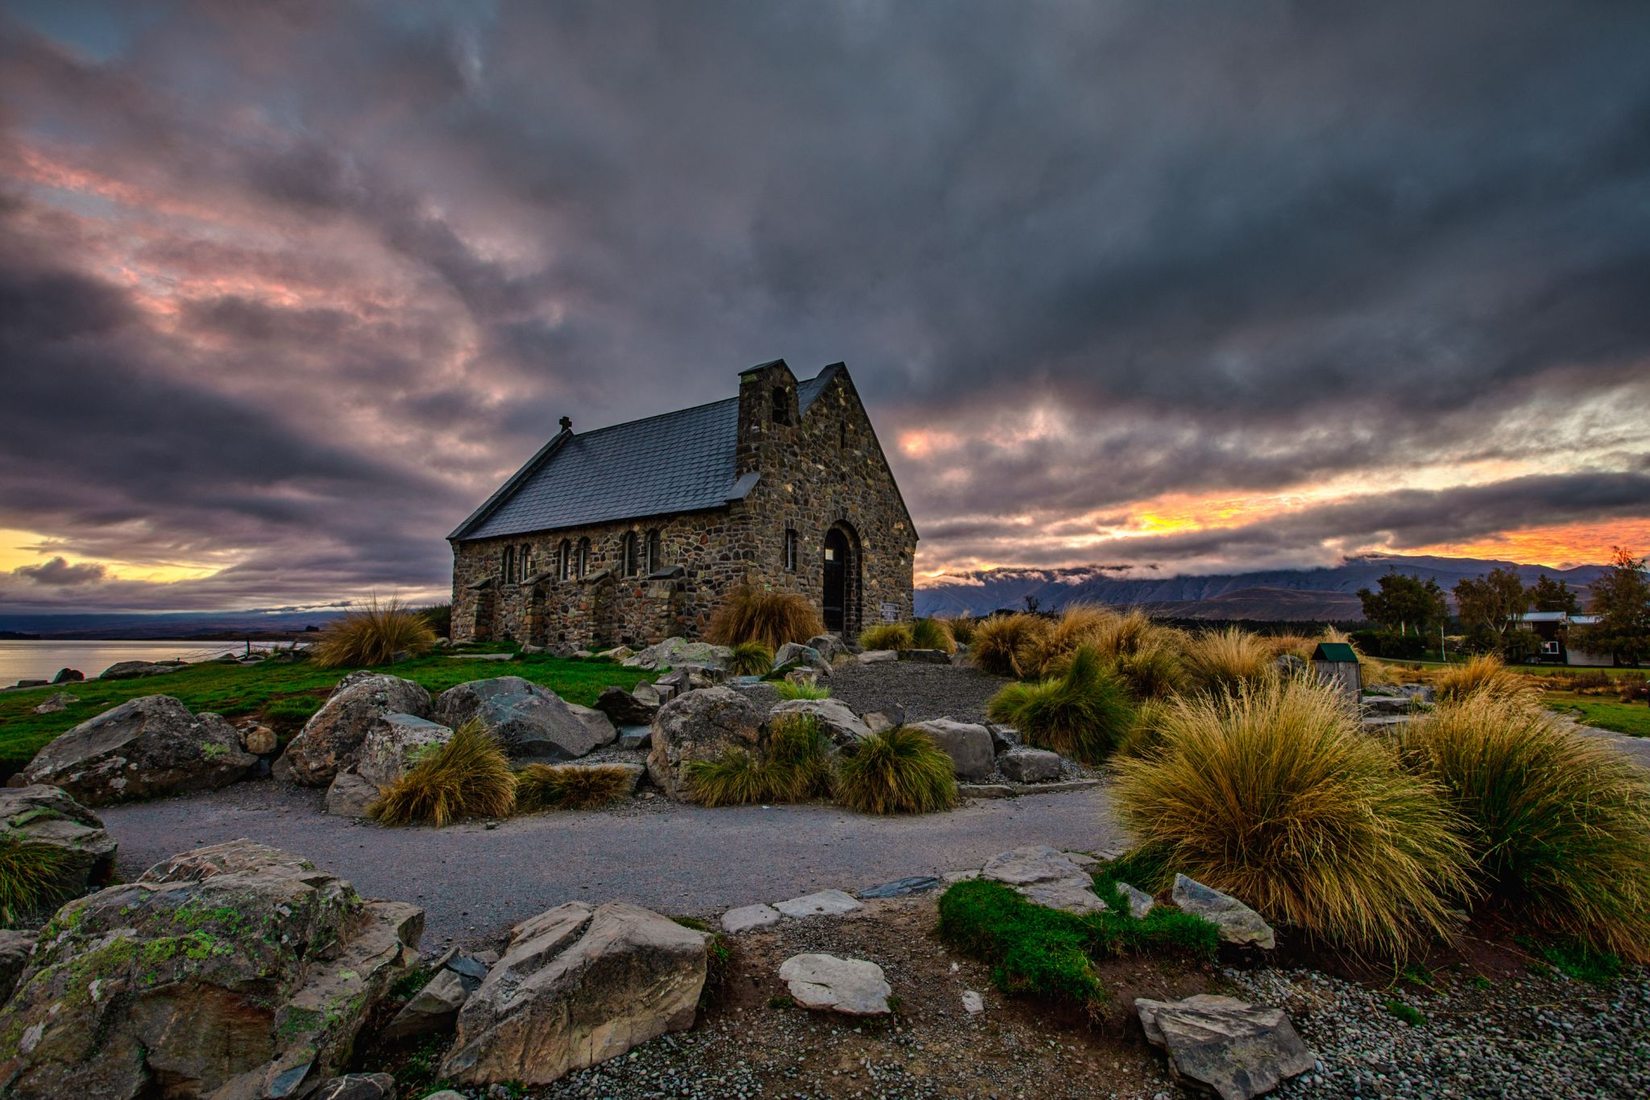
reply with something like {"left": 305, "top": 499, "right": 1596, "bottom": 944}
{"left": 823, "top": 528, "right": 848, "bottom": 632}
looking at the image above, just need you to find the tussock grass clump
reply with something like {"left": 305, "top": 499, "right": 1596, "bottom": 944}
{"left": 1031, "top": 605, "right": 1116, "bottom": 676}
{"left": 1433, "top": 654, "right": 1533, "bottom": 705}
{"left": 835, "top": 726, "right": 957, "bottom": 814}
{"left": 943, "top": 615, "right": 978, "bottom": 645}
{"left": 1182, "top": 627, "right": 1276, "bottom": 695}
{"left": 910, "top": 617, "right": 957, "bottom": 654}
{"left": 936, "top": 878, "right": 1217, "bottom": 1011}
{"left": 515, "top": 763, "right": 634, "bottom": 811}
{"left": 1400, "top": 695, "right": 1650, "bottom": 963}
{"left": 706, "top": 587, "right": 824, "bottom": 650}
{"left": 1114, "top": 678, "right": 1475, "bottom": 958}
{"left": 726, "top": 641, "right": 775, "bottom": 677}
{"left": 0, "top": 834, "right": 73, "bottom": 926}
{"left": 858, "top": 622, "right": 913, "bottom": 652}
{"left": 774, "top": 680, "right": 830, "bottom": 701}
{"left": 1115, "top": 699, "right": 1173, "bottom": 760}
{"left": 969, "top": 613, "right": 1053, "bottom": 678}
{"left": 369, "top": 719, "right": 517, "bottom": 826}
{"left": 986, "top": 645, "right": 1135, "bottom": 763}
{"left": 312, "top": 597, "right": 437, "bottom": 669}
{"left": 684, "top": 715, "right": 835, "bottom": 806}
{"left": 1263, "top": 633, "right": 1318, "bottom": 661}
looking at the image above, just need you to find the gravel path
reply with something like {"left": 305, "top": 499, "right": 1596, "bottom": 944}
{"left": 98, "top": 780, "right": 1121, "bottom": 948}
{"left": 828, "top": 658, "right": 1009, "bottom": 724}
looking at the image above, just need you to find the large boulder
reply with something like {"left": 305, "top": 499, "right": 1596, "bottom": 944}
{"left": 594, "top": 685, "right": 660, "bottom": 727}
{"left": 998, "top": 747, "right": 1062, "bottom": 783}
{"left": 276, "top": 674, "right": 432, "bottom": 786}
{"left": 435, "top": 677, "right": 615, "bottom": 762}
{"left": 1172, "top": 874, "right": 1276, "bottom": 949}
{"left": 621, "top": 637, "right": 733, "bottom": 672}
{"left": 355, "top": 713, "right": 453, "bottom": 787}
{"left": 96, "top": 661, "right": 179, "bottom": 681}
{"left": 441, "top": 901, "right": 709, "bottom": 1086}
{"left": 908, "top": 719, "right": 995, "bottom": 780}
{"left": 0, "top": 839, "right": 422, "bottom": 1100}
{"left": 772, "top": 643, "right": 831, "bottom": 679}
{"left": 15, "top": 696, "right": 256, "bottom": 806}
{"left": 806, "top": 634, "right": 849, "bottom": 662}
{"left": 324, "top": 770, "right": 378, "bottom": 819}
{"left": 646, "top": 686, "right": 765, "bottom": 801}
{"left": 768, "top": 698, "right": 871, "bottom": 749}
{"left": 0, "top": 785, "right": 117, "bottom": 902}
{"left": 1136, "top": 993, "right": 1315, "bottom": 1100}
{"left": 0, "top": 930, "right": 36, "bottom": 1004}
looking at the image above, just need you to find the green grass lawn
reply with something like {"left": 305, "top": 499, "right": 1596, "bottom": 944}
{"left": 0, "top": 649, "right": 657, "bottom": 779}
{"left": 1543, "top": 691, "right": 1650, "bottom": 738}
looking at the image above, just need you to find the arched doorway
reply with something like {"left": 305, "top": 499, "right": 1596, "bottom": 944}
{"left": 822, "top": 523, "right": 861, "bottom": 636}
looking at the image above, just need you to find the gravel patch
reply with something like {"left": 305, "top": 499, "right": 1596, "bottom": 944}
{"left": 829, "top": 658, "right": 1010, "bottom": 725}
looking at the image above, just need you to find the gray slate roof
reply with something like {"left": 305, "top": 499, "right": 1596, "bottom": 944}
{"left": 452, "top": 364, "right": 840, "bottom": 541}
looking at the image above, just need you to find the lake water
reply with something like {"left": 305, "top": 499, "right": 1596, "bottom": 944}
{"left": 0, "top": 639, "right": 291, "bottom": 686}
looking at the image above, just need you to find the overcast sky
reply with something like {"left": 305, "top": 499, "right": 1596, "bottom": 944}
{"left": 2, "top": 0, "right": 1648, "bottom": 613}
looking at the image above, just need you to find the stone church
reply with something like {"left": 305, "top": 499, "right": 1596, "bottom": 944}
{"left": 448, "top": 360, "right": 917, "bottom": 648}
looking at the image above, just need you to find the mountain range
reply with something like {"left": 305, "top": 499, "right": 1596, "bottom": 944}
{"left": 914, "top": 554, "right": 1609, "bottom": 622}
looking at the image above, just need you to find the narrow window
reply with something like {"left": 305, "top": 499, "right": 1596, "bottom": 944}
{"left": 520, "top": 543, "right": 533, "bottom": 578}
{"left": 771, "top": 386, "right": 789, "bottom": 425}
{"left": 622, "top": 531, "right": 639, "bottom": 577}
{"left": 502, "top": 545, "right": 515, "bottom": 583}
{"left": 646, "top": 529, "right": 662, "bottom": 574}
{"left": 577, "top": 537, "right": 590, "bottom": 578}
{"left": 784, "top": 526, "right": 798, "bottom": 572}
{"left": 558, "top": 539, "right": 572, "bottom": 581}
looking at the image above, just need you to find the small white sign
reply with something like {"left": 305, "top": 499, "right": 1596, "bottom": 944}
{"left": 880, "top": 601, "right": 899, "bottom": 622}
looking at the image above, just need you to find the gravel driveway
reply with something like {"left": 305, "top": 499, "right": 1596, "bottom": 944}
{"left": 98, "top": 781, "right": 1121, "bottom": 948}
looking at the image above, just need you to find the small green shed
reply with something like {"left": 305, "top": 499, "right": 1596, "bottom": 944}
{"left": 1311, "top": 642, "right": 1362, "bottom": 703}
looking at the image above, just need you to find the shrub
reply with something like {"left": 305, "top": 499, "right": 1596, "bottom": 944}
{"left": 835, "top": 726, "right": 957, "bottom": 814}
{"left": 858, "top": 622, "right": 913, "bottom": 652}
{"left": 515, "top": 763, "right": 634, "bottom": 811}
{"left": 1181, "top": 627, "right": 1276, "bottom": 694}
{"left": 0, "top": 834, "right": 73, "bottom": 926}
{"left": 418, "top": 602, "right": 453, "bottom": 639}
{"left": 936, "top": 878, "right": 1218, "bottom": 1012}
{"left": 1029, "top": 605, "right": 1116, "bottom": 677}
{"left": 369, "top": 719, "right": 517, "bottom": 826}
{"left": 706, "top": 587, "right": 824, "bottom": 650}
{"left": 683, "top": 715, "right": 835, "bottom": 806}
{"left": 312, "top": 597, "right": 438, "bottom": 669}
{"left": 726, "top": 641, "right": 774, "bottom": 677}
{"left": 774, "top": 680, "right": 830, "bottom": 701}
{"left": 986, "top": 645, "right": 1136, "bottom": 763}
{"left": 1115, "top": 699, "right": 1172, "bottom": 760}
{"left": 943, "top": 615, "right": 978, "bottom": 645}
{"left": 1399, "top": 695, "right": 1650, "bottom": 963}
{"left": 910, "top": 617, "right": 957, "bottom": 654}
{"left": 969, "top": 613, "right": 1053, "bottom": 678}
{"left": 1432, "top": 654, "right": 1532, "bottom": 705}
{"left": 1114, "top": 678, "right": 1475, "bottom": 957}
{"left": 1263, "top": 633, "right": 1318, "bottom": 661}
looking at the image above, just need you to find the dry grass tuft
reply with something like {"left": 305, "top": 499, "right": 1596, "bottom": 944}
{"left": 969, "top": 613, "right": 1053, "bottom": 678}
{"left": 1400, "top": 695, "right": 1650, "bottom": 962}
{"left": 910, "top": 617, "right": 957, "bottom": 654}
{"left": 1114, "top": 678, "right": 1475, "bottom": 958}
{"left": 987, "top": 645, "right": 1136, "bottom": 763}
{"left": 943, "top": 615, "right": 978, "bottom": 645}
{"left": 312, "top": 596, "right": 437, "bottom": 668}
{"left": 859, "top": 622, "right": 914, "bottom": 652}
{"left": 514, "top": 763, "right": 634, "bottom": 811}
{"left": 835, "top": 726, "right": 958, "bottom": 814}
{"left": 0, "top": 834, "right": 73, "bottom": 925}
{"left": 1182, "top": 627, "right": 1277, "bottom": 695}
{"left": 684, "top": 714, "right": 835, "bottom": 806}
{"left": 368, "top": 719, "right": 517, "bottom": 826}
{"left": 706, "top": 587, "right": 824, "bottom": 650}
{"left": 1432, "top": 654, "right": 1534, "bottom": 705}
{"left": 726, "top": 641, "right": 775, "bottom": 677}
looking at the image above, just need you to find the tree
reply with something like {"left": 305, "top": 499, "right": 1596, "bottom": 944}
{"left": 1575, "top": 547, "right": 1650, "bottom": 666}
{"left": 1530, "top": 574, "right": 1581, "bottom": 614}
{"left": 1453, "top": 568, "right": 1529, "bottom": 653}
{"left": 1357, "top": 570, "right": 1449, "bottom": 638}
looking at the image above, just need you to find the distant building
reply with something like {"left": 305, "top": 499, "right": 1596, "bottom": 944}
{"left": 1519, "top": 611, "right": 1605, "bottom": 666}
{"left": 1311, "top": 641, "right": 1362, "bottom": 703}
{"left": 447, "top": 360, "right": 917, "bottom": 648}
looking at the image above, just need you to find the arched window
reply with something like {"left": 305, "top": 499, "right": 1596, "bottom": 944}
{"left": 577, "top": 537, "right": 590, "bottom": 578}
{"left": 783, "top": 526, "right": 798, "bottom": 572}
{"left": 501, "top": 545, "right": 515, "bottom": 583}
{"left": 646, "top": 529, "right": 662, "bottom": 574}
{"left": 520, "top": 543, "right": 533, "bottom": 579}
{"left": 558, "top": 539, "right": 572, "bottom": 581}
{"left": 622, "top": 531, "right": 639, "bottom": 577}
{"left": 771, "top": 386, "right": 789, "bottom": 425}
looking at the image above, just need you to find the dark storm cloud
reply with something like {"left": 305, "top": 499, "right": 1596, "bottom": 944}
{"left": 1, "top": 0, "right": 1648, "bottom": 608}
{"left": 12, "top": 557, "right": 107, "bottom": 586}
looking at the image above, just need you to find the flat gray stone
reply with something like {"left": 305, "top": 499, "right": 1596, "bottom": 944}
{"left": 981, "top": 845, "right": 1092, "bottom": 887}
{"left": 860, "top": 876, "right": 942, "bottom": 899}
{"left": 962, "top": 990, "right": 985, "bottom": 1015}
{"left": 382, "top": 967, "right": 469, "bottom": 1041}
{"left": 1137, "top": 993, "right": 1315, "bottom": 1100}
{"left": 773, "top": 889, "right": 863, "bottom": 918}
{"left": 958, "top": 783, "right": 1015, "bottom": 799}
{"left": 1117, "top": 881, "right": 1156, "bottom": 919}
{"left": 857, "top": 649, "right": 898, "bottom": 664}
{"left": 1172, "top": 874, "right": 1275, "bottom": 949}
{"left": 779, "top": 953, "right": 891, "bottom": 1016}
{"left": 998, "top": 747, "right": 1063, "bottom": 783}
{"left": 1018, "top": 878, "right": 1108, "bottom": 914}
{"left": 721, "top": 904, "right": 782, "bottom": 934}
